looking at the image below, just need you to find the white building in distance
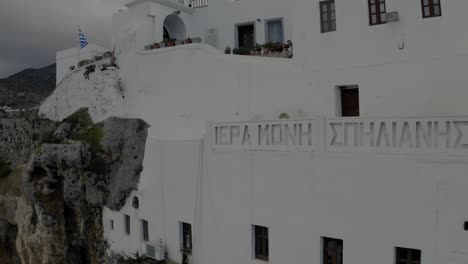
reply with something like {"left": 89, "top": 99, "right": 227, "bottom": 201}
{"left": 51, "top": 0, "right": 468, "bottom": 264}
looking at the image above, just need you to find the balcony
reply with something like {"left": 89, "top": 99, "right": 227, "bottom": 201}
{"left": 166, "top": 0, "right": 208, "bottom": 8}
{"left": 126, "top": 0, "right": 207, "bottom": 10}
{"left": 187, "top": 0, "right": 208, "bottom": 8}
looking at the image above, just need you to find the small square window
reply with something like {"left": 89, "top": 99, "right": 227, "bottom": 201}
{"left": 253, "top": 225, "right": 269, "bottom": 261}
{"left": 421, "top": 0, "right": 442, "bottom": 18}
{"left": 124, "top": 214, "right": 131, "bottom": 235}
{"left": 395, "top": 247, "right": 421, "bottom": 264}
{"left": 338, "top": 85, "right": 360, "bottom": 117}
{"left": 322, "top": 237, "right": 343, "bottom": 264}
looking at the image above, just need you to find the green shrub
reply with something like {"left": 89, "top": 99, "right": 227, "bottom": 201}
{"left": 72, "top": 125, "right": 104, "bottom": 153}
{"left": 238, "top": 47, "right": 252, "bottom": 55}
{"left": 64, "top": 108, "right": 93, "bottom": 129}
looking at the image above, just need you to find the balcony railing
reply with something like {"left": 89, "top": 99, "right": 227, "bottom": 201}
{"left": 188, "top": 0, "right": 208, "bottom": 8}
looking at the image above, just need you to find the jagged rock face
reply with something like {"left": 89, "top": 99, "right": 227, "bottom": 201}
{"left": 0, "top": 219, "right": 21, "bottom": 264}
{"left": 0, "top": 109, "right": 148, "bottom": 264}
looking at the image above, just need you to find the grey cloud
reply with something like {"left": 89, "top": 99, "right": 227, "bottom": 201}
{"left": 0, "top": 0, "right": 130, "bottom": 77}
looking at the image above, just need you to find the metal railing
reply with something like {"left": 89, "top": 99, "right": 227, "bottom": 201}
{"left": 188, "top": 0, "right": 208, "bottom": 8}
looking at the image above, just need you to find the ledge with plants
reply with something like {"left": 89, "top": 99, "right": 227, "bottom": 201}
{"left": 225, "top": 41, "right": 293, "bottom": 59}
{"left": 144, "top": 37, "right": 195, "bottom": 51}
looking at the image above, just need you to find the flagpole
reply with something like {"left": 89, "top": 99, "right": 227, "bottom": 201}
{"left": 77, "top": 26, "right": 81, "bottom": 68}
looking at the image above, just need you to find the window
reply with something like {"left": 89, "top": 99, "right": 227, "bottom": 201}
{"left": 266, "top": 19, "right": 283, "bottom": 43}
{"left": 322, "top": 237, "right": 343, "bottom": 264}
{"left": 338, "top": 85, "right": 360, "bottom": 117}
{"left": 110, "top": 220, "right": 114, "bottom": 230}
{"left": 132, "top": 197, "right": 139, "bottom": 209}
{"left": 395, "top": 247, "right": 421, "bottom": 264}
{"left": 368, "top": 0, "right": 386, "bottom": 25}
{"left": 254, "top": 225, "right": 269, "bottom": 261}
{"left": 180, "top": 222, "right": 192, "bottom": 253}
{"left": 124, "top": 214, "right": 131, "bottom": 235}
{"left": 421, "top": 0, "right": 441, "bottom": 18}
{"left": 142, "top": 219, "right": 149, "bottom": 241}
{"left": 320, "top": 0, "right": 336, "bottom": 33}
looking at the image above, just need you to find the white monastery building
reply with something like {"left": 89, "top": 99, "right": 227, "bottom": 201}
{"left": 50, "top": 0, "right": 468, "bottom": 263}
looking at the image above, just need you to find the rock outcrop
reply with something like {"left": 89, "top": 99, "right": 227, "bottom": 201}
{"left": 0, "top": 108, "right": 148, "bottom": 264}
{"left": 39, "top": 64, "right": 124, "bottom": 123}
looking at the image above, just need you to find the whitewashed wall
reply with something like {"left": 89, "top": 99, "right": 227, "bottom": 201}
{"left": 105, "top": 117, "right": 468, "bottom": 264}
{"left": 104, "top": 137, "right": 201, "bottom": 263}
{"left": 293, "top": 0, "right": 468, "bottom": 71}
{"left": 116, "top": 43, "right": 468, "bottom": 141}
{"left": 103, "top": 1, "right": 468, "bottom": 263}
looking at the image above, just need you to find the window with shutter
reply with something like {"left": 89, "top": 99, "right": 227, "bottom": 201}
{"left": 421, "top": 0, "right": 442, "bottom": 18}
{"left": 368, "top": 0, "right": 386, "bottom": 25}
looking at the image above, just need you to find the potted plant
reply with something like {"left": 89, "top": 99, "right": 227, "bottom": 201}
{"left": 166, "top": 38, "right": 176, "bottom": 47}
{"left": 232, "top": 48, "right": 240, "bottom": 55}
{"left": 184, "top": 37, "right": 192, "bottom": 44}
{"left": 239, "top": 47, "right": 251, "bottom": 55}
{"left": 255, "top": 43, "right": 262, "bottom": 54}
{"left": 153, "top": 42, "right": 160, "bottom": 49}
{"left": 283, "top": 42, "right": 290, "bottom": 51}
{"left": 275, "top": 42, "right": 284, "bottom": 53}
{"left": 225, "top": 46, "right": 231, "bottom": 54}
{"left": 262, "top": 43, "right": 270, "bottom": 54}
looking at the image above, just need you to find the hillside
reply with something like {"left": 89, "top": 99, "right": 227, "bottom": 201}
{"left": 0, "top": 64, "right": 56, "bottom": 108}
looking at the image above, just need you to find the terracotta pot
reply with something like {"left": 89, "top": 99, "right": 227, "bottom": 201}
{"left": 184, "top": 38, "right": 192, "bottom": 44}
{"left": 167, "top": 41, "right": 175, "bottom": 47}
{"left": 225, "top": 49, "right": 231, "bottom": 54}
{"left": 153, "top": 43, "right": 160, "bottom": 49}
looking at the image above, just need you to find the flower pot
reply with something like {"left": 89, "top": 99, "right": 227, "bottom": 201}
{"left": 167, "top": 41, "right": 175, "bottom": 47}
{"left": 184, "top": 38, "right": 192, "bottom": 44}
{"left": 153, "top": 43, "right": 160, "bottom": 49}
{"left": 225, "top": 49, "right": 231, "bottom": 54}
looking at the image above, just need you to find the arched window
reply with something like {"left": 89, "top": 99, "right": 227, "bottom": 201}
{"left": 132, "top": 196, "right": 139, "bottom": 209}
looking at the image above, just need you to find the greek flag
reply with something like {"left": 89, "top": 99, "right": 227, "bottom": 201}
{"left": 78, "top": 28, "right": 88, "bottom": 49}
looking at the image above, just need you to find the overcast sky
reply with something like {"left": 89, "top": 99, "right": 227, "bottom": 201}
{"left": 0, "top": 0, "right": 130, "bottom": 78}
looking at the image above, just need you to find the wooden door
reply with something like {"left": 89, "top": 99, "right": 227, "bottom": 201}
{"left": 238, "top": 24, "right": 255, "bottom": 48}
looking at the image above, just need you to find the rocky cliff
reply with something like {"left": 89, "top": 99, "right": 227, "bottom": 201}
{"left": 0, "top": 108, "right": 148, "bottom": 264}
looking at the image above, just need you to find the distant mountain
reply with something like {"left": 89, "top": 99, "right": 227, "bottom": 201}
{"left": 0, "top": 64, "right": 56, "bottom": 109}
